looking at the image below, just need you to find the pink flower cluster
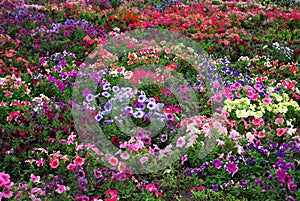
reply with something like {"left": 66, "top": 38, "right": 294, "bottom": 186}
{"left": 0, "top": 172, "right": 13, "bottom": 200}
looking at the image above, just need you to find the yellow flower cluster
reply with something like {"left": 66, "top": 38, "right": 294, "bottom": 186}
{"left": 224, "top": 93, "right": 300, "bottom": 119}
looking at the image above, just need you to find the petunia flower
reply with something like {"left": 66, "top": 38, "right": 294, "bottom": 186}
{"left": 225, "top": 162, "right": 239, "bottom": 176}
{"left": 105, "top": 189, "right": 118, "bottom": 201}
{"left": 140, "top": 157, "right": 148, "bottom": 164}
{"left": 30, "top": 174, "right": 40, "bottom": 183}
{"left": 176, "top": 137, "right": 186, "bottom": 148}
{"left": 213, "top": 160, "right": 222, "bottom": 169}
{"left": 49, "top": 158, "right": 59, "bottom": 169}
{"left": 74, "top": 155, "right": 85, "bottom": 166}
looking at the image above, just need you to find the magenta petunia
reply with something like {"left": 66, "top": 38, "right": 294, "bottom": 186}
{"left": 225, "top": 162, "right": 239, "bottom": 175}
{"left": 276, "top": 168, "right": 287, "bottom": 183}
{"left": 213, "top": 160, "right": 222, "bottom": 169}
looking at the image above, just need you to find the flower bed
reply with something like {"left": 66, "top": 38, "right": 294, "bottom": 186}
{"left": 0, "top": 0, "right": 300, "bottom": 200}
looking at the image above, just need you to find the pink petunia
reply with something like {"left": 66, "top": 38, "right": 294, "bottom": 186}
{"left": 67, "top": 163, "right": 76, "bottom": 170}
{"left": 4, "top": 90, "right": 13, "bottom": 97}
{"left": 108, "top": 156, "right": 118, "bottom": 166}
{"left": 74, "top": 156, "right": 85, "bottom": 166}
{"left": 49, "top": 158, "right": 59, "bottom": 169}
{"left": 30, "top": 174, "right": 40, "bottom": 183}
{"left": 36, "top": 158, "right": 45, "bottom": 167}
{"left": 276, "top": 128, "right": 286, "bottom": 137}
{"left": 55, "top": 185, "right": 70, "bottom": 194}
{"left": 214, "top": 92, "right": 223, "bottom": 103}
{"left": 181, "top": 154, "right": 188, "bottom": 165}
{"left": 1, "top": 190, "right": 13, "bottom": 199}
{"left": 120, "top": 153, "right": 130, "bottom": 160}
{"left": 105, "top": 189, "right": 118, "bottom": 201}
{"left": 258, "top": 131, "right": 265, "bottom": 138}
{"left": 262, "top": 97, "right": 271, "bottom": 105}
{"left": 140, "top": 157, "right": 148, "bottom": 164}
{"left": 176, "top": 137, "right": 186, "bottom": 148}
{"left": 145, "top": 184, "right": 157, "bottom": 192}
{"left": 196, "top": 186, "right": 206, "bottom": 191}
{"left": 0, "top": 172, "right": 10, "bottom": 187}
{"left": 275, "top": 117, "right": 284, "bottom": 124}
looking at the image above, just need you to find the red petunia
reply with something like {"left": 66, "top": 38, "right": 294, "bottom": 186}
{"left": 111, "top": 136, "right": 119, "bottom": 146}
{"left": 105, "top": 189, "right": 118, "bottom": 201}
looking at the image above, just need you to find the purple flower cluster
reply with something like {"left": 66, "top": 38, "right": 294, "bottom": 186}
{"left": 39, "top": 51, "right": 78, "bottom": 91}
{"left": 186, "top": 138, "right": 299, "bottom": 198}
{"left": 1, "top": 5, "right": 107, "bottom": 58}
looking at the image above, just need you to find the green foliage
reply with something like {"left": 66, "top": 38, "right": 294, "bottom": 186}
{"left": 192, "top": 189, "right": 248, "bottom": 201}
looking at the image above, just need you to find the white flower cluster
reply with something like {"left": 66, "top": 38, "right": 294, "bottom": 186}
{"left": 273, "top": 42, "right": 294, "bottom": 60}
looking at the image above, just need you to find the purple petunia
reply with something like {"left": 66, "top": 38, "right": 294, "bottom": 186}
{"left": 213, "top": 160, "right": 222, "bottom": 169}
{"left": 254, "top": 178, "right": 264, "bottom": 187}
{"left": 212, "top": 184, "right": 218, "bottom": 192}
{"left": 94, "top": 170, "right": 101, "bottom": 179}
{"left": 238, "top": 180, "right": 248, "bottom": 189}
{"left": 104, "top": 102, "right": 112, "bottom": 111}
{"left": 225, "top": 162, "right": 239, "bottom": 175}
{"left": 60, "top": 59, "right": 67, "bottom": 67}
{"left": 286, "top": 196, "right": 296, "bottom": 201}
{"left": 112, "top": 86, "right": 120, "bottom": 93}
{"left": 288, "top": 183, "right": 297, "bottom": 193}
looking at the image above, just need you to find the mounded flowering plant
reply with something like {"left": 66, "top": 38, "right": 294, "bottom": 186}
{"left": 71, "top": 28, "right": 225, "bottom": 175}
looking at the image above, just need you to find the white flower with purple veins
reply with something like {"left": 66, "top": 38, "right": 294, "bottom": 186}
{"left": 148, "top": 98, "right": 156, "bottom": 102}
{"left": 100, "top": 102, "right": 112, "bottom": 115}
{"left": 133, "top": 111, "right": 145, "bottom": 118}
{"left": 112, "top": 86, "right": 120, "bottom": 93}
{"left": 95, "top": 114, "right": 103, "bottom": 121}
{"left": 147, "top": 102, "right": 157, "bottom": 110}
{"left": 138, "top": 94, "right": 147, "bottom": 103}
{"left": 161, "top": 134, "right": 168, "bottom": 142}
{"left": 104, "top": 102, "right": 112, "bottom": 111}
{"left": 102, "top": 84, "right": 111, "bottom": 91}
{"left": 102, "top": 91, "right": 111, "bottom": 98}
{"left": 124, "top": 106, "right": 133, "bottom": 114}
{"left": 86, "top": 94, "right": 95, "bottom": 102}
